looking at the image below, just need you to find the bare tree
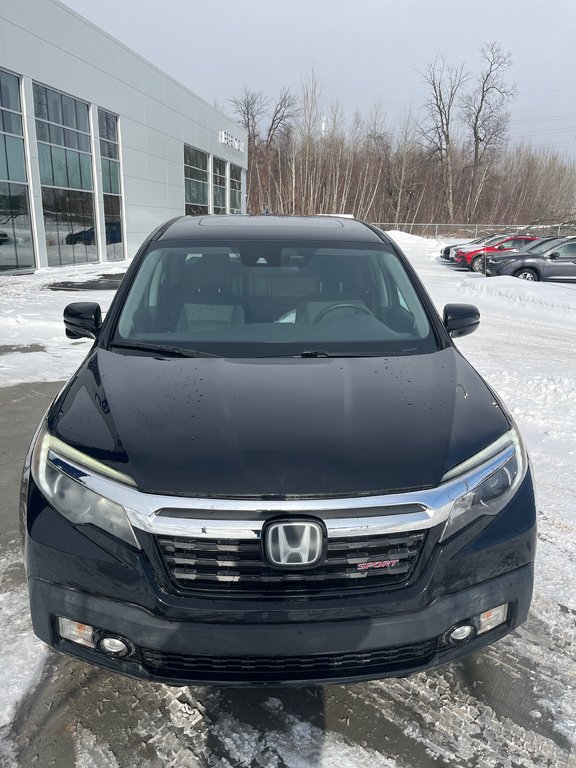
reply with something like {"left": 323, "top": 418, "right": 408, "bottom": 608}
{"left": 460, "top": 43, "right": 516, "bottom": 220}
{"left": 265, "top": 87, "right": 300, "bottom": 147}
{"left": 417, "top": 55, "right": 469, "bottom": 222}
{"left": 229, "top": 87, "right": 270, "bottom": 146}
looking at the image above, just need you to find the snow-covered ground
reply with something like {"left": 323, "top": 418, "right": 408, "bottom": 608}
{"left": 1, "top": 232, "right": 575, "bottom": 766}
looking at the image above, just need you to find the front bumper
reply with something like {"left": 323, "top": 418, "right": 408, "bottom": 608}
{"left": 28, "top": 564, "right": 533, "bottom": 687}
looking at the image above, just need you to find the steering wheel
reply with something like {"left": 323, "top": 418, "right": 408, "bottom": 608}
{"left": 312, "top": 302, "right": 375, "bottom": 323}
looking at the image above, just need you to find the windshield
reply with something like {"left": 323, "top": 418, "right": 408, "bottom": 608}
{"left": 484, "top": 235, "right": 509, "bottom": 246}
{"left": 524, "top": 238, "right": 563, "bottom": 254}
{"left": 113, "top": 241, "right": 438, "bottom": 357}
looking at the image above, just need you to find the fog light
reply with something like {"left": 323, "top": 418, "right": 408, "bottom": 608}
{"left": 448, "top": 624, "right": 475, "bottom": 643}
{"left": 478, "top": 604, "right": 508, "bottom": 635}
{"left": 58, "top": 617, "right": 95, "bottom": 648}
{"left": 98, "top": 636, "right": 130, "bottom": 657}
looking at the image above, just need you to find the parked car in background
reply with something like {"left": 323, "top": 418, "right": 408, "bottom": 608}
{"left": 443, "top": 234, "right": 504, "bottom": 262}
{"left": 20, "top": 215, "right": 536, "bottom": 687}
{"left": 0, "top": 229, "right": 9, "bottom": 245}
{"left": 486, "top": 237, "right": 576, "bottom": 281}
{"left": 454, "top": 236, "right": 538, "bottom": 272}
{"left": 439, "top": 235, "right": 495, "bottom": 261}
{"left": 482, "top": 237, "right": 564, "bottom": 273}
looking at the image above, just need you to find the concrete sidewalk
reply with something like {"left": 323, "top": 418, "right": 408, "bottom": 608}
{"left": 0, "top": 381, "right": 63, "bottom": 549}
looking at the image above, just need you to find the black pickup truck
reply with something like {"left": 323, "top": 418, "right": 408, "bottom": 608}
{"left": 21, "top": 215, "right": 536, "bottom": 686}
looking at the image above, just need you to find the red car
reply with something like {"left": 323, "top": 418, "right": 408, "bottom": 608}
{"left": 454, "top": 236, "right": 539, "bottom": 272}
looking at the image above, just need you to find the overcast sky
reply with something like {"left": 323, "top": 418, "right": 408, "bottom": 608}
{"left": 62, "top": 0, "right": 576, "bottom": 158}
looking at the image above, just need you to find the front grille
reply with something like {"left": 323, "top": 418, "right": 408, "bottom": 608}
{"left": 155, "top": 530, "right": 426, "bottom": 597}
{"left": 141, "top": 639, "right": 438, "bottom": 682}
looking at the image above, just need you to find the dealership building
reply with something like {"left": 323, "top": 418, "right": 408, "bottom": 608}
{"left": 0, "top": 0, "right": 248, "bottom": 274}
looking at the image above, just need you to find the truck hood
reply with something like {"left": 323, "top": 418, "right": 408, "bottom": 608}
{"left": 49, "top": 347, "right": 510, "bottom": 498}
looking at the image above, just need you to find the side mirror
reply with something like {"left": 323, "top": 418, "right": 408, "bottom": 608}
{"left": 443, "top": 303, "right": 480, "bottom": 338}
{"left": 64, "top": 302, "right": 102, "bottom": 339}
{"left": 548, "top": 252, "right": 559, "bottom": 260}
{"left": 497, "top": 244, "right": 509, "bottom": 250}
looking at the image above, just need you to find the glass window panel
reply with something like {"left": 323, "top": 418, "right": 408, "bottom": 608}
{"left": 185, "top": 165, "right": 207, "bottom": 182}
{"left": 33, "top": 84, "right": 48, "bottom": 119}
{"left": 230, "top": 189, "right": 242, "bottom": 211}
{"left": 97, "top": 110, "right": 117, "bottom": 142}
{"left": 76, "top": 101, "right": 89, "bottom": 133}
{"left": 42, "top": 186, "right": 61, "bottom": 266}
{"left": 49, "top": 124, "right": 64, "bottom": 147}
{"left": 47, "top": 89, "right": 63, "bottom": 125}
{"left": 104, "top": 193, "right": 120, "bottom": 218}
{"left": 2, "top": 110, "right": 23, "bottom": 136}
{"left": 185, "top": 203, "right": 208, "bottom": 216}
{"left": 0, "top": 72, "right": 21, "bottom": 112}
{"left": 109, "top": 160, "right": 120, "bottom": 195}
{"left": 98, "top": 110, "right": 107, "bottom": 138}
{"left": 63, "top": 190, "right": 77, "bottom": 260}
{"left": 38, "top": 143, "right": 53, "bottom": 185}
{"left": 64, "top": 129, "right": 78, "bottom": 150}
{"left": 77, "top": 133, "right": 90, "bottom": 153}
{"left": 68, "top": 189, "right": 88, "bottom": 261}
{"left": 106, "top": 113, "right": 117, "bottom": 142}
{"left": 79, "top": 152, "right": 93, "bottom": 190}
{"left": 213, "top": 185, "right": 226, "bottom": 210}
{"left": 103, "top": 193, "right": 123, "bottom": 261}
{"left": 0, "top": 135, "right": 7, "bottom": 181}
{"left": 80, "top": 191, "right": 97, "bottom": 263}
{"left": 0, "top": 181, "right": 17, "bottom": 271}
{"left": 61, "top": 96, "right": 77, "bottom": 129}
{"left": 230, "top": 164, "right": 242, "bottom": 182}
{"left": 100, "top": 139, "right": 118, "bottom": 160}
{"left": 213, "top": 158, "right": 226, "bottom": 176}
{"left": 184, "top": 145, "right": 208, "bottom": 171}
{"left": 5, "top": 135, "right": 26, "bottom": 182}
{"left": 51, "top": 146, "right": 68, "bottom": 187}
{"left": 36, "top": 120, "right": 50, "bottom": 142}
{"left": 11, "top": 182, "right": 34, "bottom": 270}
{"left": 0, "top": 182, "right": 34, "bottom": 271}
{"left": 101, "top": 158, "right": 111, "bottom": 194}
{"left": 185, "top": 178, "right": 208, "bottom": 206}
{"left": 66, "top": 150, "right": 81, "bottom": 189}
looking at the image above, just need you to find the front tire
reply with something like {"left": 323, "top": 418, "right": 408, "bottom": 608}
{"left": 514, "top": 268, "right": 539, "bottom": 281}
{"left": 471, "top": 256, "right": 485, "bottom": 273}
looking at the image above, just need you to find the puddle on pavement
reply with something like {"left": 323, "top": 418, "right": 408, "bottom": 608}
{"left": 0, "top": 344, "right": 46, "bottom": 356}
{"left": 46, "top": 274, "right": 125, "bottom": 292}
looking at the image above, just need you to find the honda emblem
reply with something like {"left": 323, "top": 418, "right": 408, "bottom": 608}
{"left": 265, "top": 521, "right": 324, "bottom": 567}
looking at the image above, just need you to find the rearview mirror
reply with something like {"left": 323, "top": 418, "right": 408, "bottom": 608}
{"left": 64, "top": 302, "right": 102, "bottom": 339}
{"left": 548, "top": 252, "right": 559, "bottom": 260}
{"left": 443, "top": 304, "right": 480, "bottom": 338}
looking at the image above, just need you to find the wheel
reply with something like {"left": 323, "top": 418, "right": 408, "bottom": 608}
{"left": 312, "top": 302, "right": 375, "bottom": 323}
{"left": 513, "top": 268, "right": 539, "bottom": 281}
{"left": 471, "top": 255, "right": 485, "bottom": 273}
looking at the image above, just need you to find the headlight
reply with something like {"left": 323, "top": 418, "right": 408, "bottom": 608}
{"left": 31, "top": 424, "right": 140, "bottom": 548}
{"left": 440, "top": 429, "right": 526, "bottom": 541}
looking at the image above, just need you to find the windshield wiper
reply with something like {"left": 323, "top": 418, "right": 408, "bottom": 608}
{"left": 109, "top": 341, "right": 221, "bottom": 358}
{"left": 260, "top": 350, "right": 380, "bottom": 358}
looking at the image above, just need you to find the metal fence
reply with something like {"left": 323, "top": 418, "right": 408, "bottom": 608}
{"left": 371, "top": 222, "right": 576, "bottom": 239}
